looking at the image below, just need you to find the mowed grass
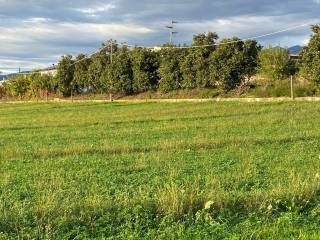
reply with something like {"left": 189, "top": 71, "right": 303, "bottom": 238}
{"left": 0, "top": 101, "right": 320, "bottom": 239}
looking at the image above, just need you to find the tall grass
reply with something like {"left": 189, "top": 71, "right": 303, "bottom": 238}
{"left": 0, "top": 101, "right": 320, "bottom": 239}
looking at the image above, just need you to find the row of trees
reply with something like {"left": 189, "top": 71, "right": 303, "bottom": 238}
{"left": 258, "top": 25, "right": 320, "bottom": 86}
{"left": 4, "top": 73, "right": 54, "bottom": 99}
{"left": 2, "top": 25, "right": 320, "bottom": 99}
{"left": 258, "top": 46, "right": 298, "bottom": 82}
{"left": 53, "top": 33, "right": 262, "bottom": 97}
{"left": 301, "top": 25, "right": 320, "bottom": 85}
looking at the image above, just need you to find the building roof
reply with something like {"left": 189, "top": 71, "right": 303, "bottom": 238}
{"left": 35, "top": 66, "right": 57, "bottom": 72}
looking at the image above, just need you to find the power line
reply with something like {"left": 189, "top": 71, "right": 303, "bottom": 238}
{"left": 155, "top": 21, "right": 314, "bottom": 49}
{"left": 69, "top": 45, "right": 109, "bottom": 66}
{"left": 55, "top": 20, "right": 317, "bottom": 67}
{"left": 3, "top": 20, "right": 315, "bottom": 73}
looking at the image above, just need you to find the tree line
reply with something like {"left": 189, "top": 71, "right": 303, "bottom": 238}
{"left": 53, "top": 34, "right": 262, "bottom": 97}
{"left": 2, "top": 25, "right": 320, "bottom": 99}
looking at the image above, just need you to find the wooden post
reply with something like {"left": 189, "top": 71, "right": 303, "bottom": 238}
{"left": 290, "top": 75, "right": 294, "bottom": 100}
{"left": 109, "top": 40, "right": 113, "bottom": 103}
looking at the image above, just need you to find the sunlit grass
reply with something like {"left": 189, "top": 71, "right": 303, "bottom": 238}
{"left": 0, "top": 101, "right": 320, "bottom": 239}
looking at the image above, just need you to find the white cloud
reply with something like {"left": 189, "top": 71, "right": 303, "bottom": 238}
{"left": 23, "top": 17, "right": 51, "bottom": 23}
{"left": 176, "top": 15, "right": 313, "bottom": 46}
{"left": 76, "top": 3, "right": 116, "bottom": 17}
{"left": 1, "top": 0, "right": 320, "bottom": 71}
{"left": 0, "top": 20, "right": 154, "bottom": 69}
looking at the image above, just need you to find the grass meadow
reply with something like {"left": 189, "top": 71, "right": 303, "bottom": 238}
{"left": 0, "top": 101, "right": 320, "bottom": 239}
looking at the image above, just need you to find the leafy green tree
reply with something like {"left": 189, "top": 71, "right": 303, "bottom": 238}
{"left": 73, "top": 54, "right": 91, "bottom": 93}
{"left": 180, "top": 32, "right": 219, "bottom": 89}
{"left": 258, "top": 46, "right": 296, "bottom": 82}
{"left": 301, "top": 24, "right": 320, "bottom": 85}
{"left": 180, "top": 50, "right": 207, "bottom": 89}
{"left": 4, "top": 72, "right": 54, "bottom": 100}
{"left": 87, "top": 53, "right": 108, "bottom": 93}
{"left": 29, "top": 73, "right": 43, "bottom": 98}
{"left": 242, "top": 40, "right": 262, "bottom": 81}
{"left": 130, "top": 47, "right": 159, "bottom": 93}
{"left": 29, "top": 73, "right": 54, "bottom": 99}
{"left": 87, "top": 40, "right": 115, "bottom": 93}
{"left": 29, "top": 73, "right": 42, "bottom": 98}
{"left": 104, "top": 45, "right": 133, "bottom": 95}
{"left": 56, "top": 55, "right": 75, "bottom": 97}
{"left": 39, "top": 74, "right": 54, "bottom": 98}
{"left": 0, "top": 85, "right": 6, "bottom": 99}
{"left": 104, "top": 39, "right": 118, "bottom": 57}
{"left": 192, "top": 32, "right": 219, "bottom": 57}
{"left": 208, "top": 38, "right": 247, "bottom": 90}
{"left": 5, "top": 75, "right": 30, "bottom": 99}
{"left": 158, "top": 47, "right": 185, "bottom": 92}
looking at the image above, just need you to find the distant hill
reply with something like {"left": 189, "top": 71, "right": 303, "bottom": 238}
{"left": 0, "top": 73, "right": 18, "bottom": 81}
{"left": 288, "top": 45, "right": 303, "bottom": 54}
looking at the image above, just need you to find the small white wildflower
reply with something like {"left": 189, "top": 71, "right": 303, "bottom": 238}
{"left": 195, "top": 211, "right": 202, "bottom": 222}
{"left": 267, "top": 204, "right": 273, "bottom": 211}
{"left": 205, "top": 201, "right": 214, "bottom": 210}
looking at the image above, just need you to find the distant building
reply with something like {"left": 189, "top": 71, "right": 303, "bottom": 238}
{"left": 152, "top": 46, "right": 163, "bottom": 52}
{"left": 0, "top": 73, "right": 19, "bottom": 82}
{"left": 290, "top": 54, "right": 302, "bottom": 61}
{"left": 35, "top": 66, "right": 57, "bottom": 77}
{"left": 0, "top": 65, "right": 57, "bottom": 82}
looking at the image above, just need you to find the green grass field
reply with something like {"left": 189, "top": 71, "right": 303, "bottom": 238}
{"left": 1, "top": 101, "right": 320, "bottom": 239}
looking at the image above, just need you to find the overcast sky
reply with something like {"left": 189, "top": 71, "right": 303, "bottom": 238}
{"left": 0, "top": 0, "right": 320, "bottom": 73}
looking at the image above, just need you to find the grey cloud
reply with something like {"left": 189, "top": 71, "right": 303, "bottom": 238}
{"left": 0, "top": 0, "right": 320, "bottom": 72}
{"left": 1, "top": 0, "right": 319, "bottom": 24}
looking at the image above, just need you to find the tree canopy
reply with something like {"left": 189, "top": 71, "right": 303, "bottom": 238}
{"left": 3, "top": 26, "right": 320, "bottom": 100}
{"left": 301, "top": 24, "right": 320, "bottom": 85}
{"left": 258, "top": 46, "right": 296, "bottom": 82}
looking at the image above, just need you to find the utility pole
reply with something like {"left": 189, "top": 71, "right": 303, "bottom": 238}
{"left": 290, "top": 75, "right": 294, "bottom": 100}
{"left": 109, "top": 40, "right": 114, "bottom": 102}
{"left": 71, "top": 82, "right": 73, "bottom": 102}
{"left": 110, "top": 40, "right": 113, "bottom": 65}
{"left": 166, "top": 20, "right": 178, "bottom": 44}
